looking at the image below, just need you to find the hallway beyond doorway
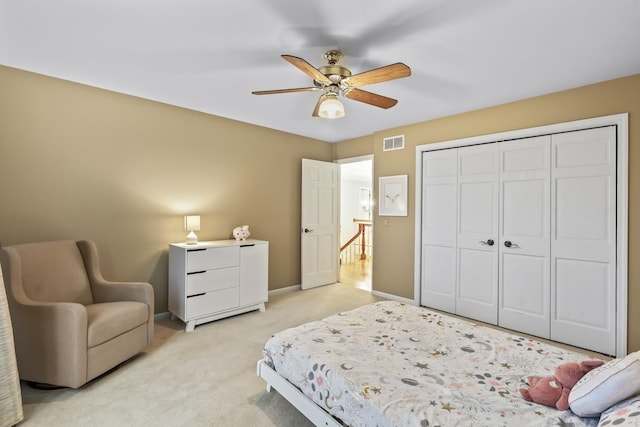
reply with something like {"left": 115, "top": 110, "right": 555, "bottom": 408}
{"left": 338, "top": 156, "right": 373, "bottom": 293}
{"left": 339, "top": 259, "right": 371, "bottom": 291}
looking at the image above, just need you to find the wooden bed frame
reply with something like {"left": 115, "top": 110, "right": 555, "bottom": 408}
{"left": 257, "top": 359, "right": 342, "bottom": 427}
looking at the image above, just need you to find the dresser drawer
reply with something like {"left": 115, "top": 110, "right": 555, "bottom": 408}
{"left": 186, "top": 267, "right": 239, "bottom": 295}
{"left": 186, "top": 288, "right": 239, "bottom": 319}
{"left": 187, "top": 246, "right": 239, "bottom": 273}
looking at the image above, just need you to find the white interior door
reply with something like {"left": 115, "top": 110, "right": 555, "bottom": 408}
{"left": 498, "top": 136, "right": 551, "bottom": 337}
{"left": 301, "top": 158, "right": 339, "bottom": 290}
{"left": 550, "top": 127, "right": 617, "bottom": 355}
{"left": 456, "top": 144, "right": 499, "bottom": 325}
{"left": 420, "top": 149, "right": 458, "bottom": 312}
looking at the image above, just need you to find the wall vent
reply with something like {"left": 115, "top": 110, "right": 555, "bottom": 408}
{"left": 383, "top": 135, "right": 405, "bottom": 151}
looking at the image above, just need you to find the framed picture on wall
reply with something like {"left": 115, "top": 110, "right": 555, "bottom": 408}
{"left": 378, "top": 175, "right": 407, "bottom": 216}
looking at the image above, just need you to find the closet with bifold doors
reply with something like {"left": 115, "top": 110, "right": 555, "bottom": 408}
{"left": 420, "top": 125, "right": 617, "bottom": 356}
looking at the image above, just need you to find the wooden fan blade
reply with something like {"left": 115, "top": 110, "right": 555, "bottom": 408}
{"left": 343, "top": 63, "right": 411, "bottom": 88}
{"left": 312, "top": 95, "right": 327, "bottom": 117}
{"left": 282, "top": 55, "right": 331, "bottom": 84}
{"left": 252, "top": 87, "right": 319, "bottom": 95}
{"left": 344, "top": 88, "right": 398, "bottom": 109}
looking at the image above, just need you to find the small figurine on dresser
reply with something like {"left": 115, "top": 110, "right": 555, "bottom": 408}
{"left": 233, "top": 225, "right": 250, "bottom": 241}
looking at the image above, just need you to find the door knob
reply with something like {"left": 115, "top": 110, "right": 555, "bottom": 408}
{"left": 479, "top": 239, "right": 495, "bottom": 246}
{"left": 303, "top": 228, "right": 313, "bottom": 233}
{"left": 504, "top": 240, "right": 512, "bottom": 248}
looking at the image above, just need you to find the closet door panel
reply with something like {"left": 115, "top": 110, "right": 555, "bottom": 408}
{"left": 422, "top": 246, "right": 456, "bottom": 310}
{"left": 502, "top": 180, "right": 545, "bottom": 238}
{"left": 556, "top": 176, "right": 611, "bottom": 245}
{"left": 458, "top": 248, "right": 496, "bottom": 309}
{"left": 498, "top": 137, "right": 550, "bottom": 337}
{"left": 421, "top": 150, "right": 457, "bottom": 312}
{"left": 456, "top": 145, "right": 498, "bottom": 325}
{"left": 551, "top": 127, "right": 616, "bottom": 355}
{"left": 502, "top": 253, "right": 546, "bottom": 315}
{"left": 555, "top": 259, "right": 610, "bottom": 328}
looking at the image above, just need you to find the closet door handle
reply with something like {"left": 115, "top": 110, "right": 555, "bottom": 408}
{"left": 504, "top": 240, "right": 520, "bottom": 248}
{"left": 479, "top": 239, "right": 494, "bottom": 246}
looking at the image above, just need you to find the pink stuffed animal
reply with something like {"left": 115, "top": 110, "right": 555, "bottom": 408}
{"left": 521, "top": 376, "right": 571, "bottom": 410}
{"left": 520, "top": 359, "right": 604, "bottom": 410}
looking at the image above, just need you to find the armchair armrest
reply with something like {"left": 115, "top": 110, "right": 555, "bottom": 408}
{"left": 9, "top": 299, "right": 88, "bottom": 388}
{"left": 1, "top": 246, "right": 88, "bottom": 355}
{"left": 77, "top": 240, "right": 154, "bottom": 309}
{"left": 77, "top": 240, "right": 154, "bottom": 347}
{"left": 91, "top": 280, "right": 154, "bottom": 306}
{"left": 0, "top": 252, "right": 89, "bottom": 387}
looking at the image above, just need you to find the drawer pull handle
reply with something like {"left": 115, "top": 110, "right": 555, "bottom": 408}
{"left": 241, "top": 244, "right": 255, "bottom": 247}
{"left": 187, "top": 270, "right": 207, "bottom": 275}
{"left": 187, "top": 293, "right": 206, "bottom": 298}
{"left": 187, "top": 248, "right": 206, "bottom": 252}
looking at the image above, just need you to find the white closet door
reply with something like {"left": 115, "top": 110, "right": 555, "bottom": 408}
{"left": 551, "top": 127, "right": 617, "bottom": 355}
{"left": 498, "top": 136, "right": 551, "bottom": 337}
{"left": 456, "top": 144, "right": 499, "bottom": 324}
{"left": 420, "top": 149, "right": 458, "bottom": 312}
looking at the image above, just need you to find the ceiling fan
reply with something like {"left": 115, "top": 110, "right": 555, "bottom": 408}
{"left": 252, "top": 50, "right": 411, "bottom": 119}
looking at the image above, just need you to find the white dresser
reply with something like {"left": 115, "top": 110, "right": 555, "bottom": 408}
{"left": 168, "top": 239, "right": 268, "bottom": 332}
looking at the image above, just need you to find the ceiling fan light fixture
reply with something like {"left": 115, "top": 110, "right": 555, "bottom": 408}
{"left": 318, "top": 95, "right": 345, "bottom": 119}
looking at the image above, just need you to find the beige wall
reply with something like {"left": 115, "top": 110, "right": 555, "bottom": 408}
{"left": 337, "top": 73, "right": 640, "bottom": 352}
{"left": 331, "top": 135, "right": 372, "bottom": 160}
{"left": 0, "top": 65, "right": 333, "bottom": 313}
{"left": 1, "top": 63, "right": 638, "bottom": 352}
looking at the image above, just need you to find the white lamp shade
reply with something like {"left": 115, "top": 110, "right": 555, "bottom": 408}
{"left": 184, "top": 215, "right": 200, "bottom": 231}
{"left": 318, "top": 96, "right": 345, "bottom": 119}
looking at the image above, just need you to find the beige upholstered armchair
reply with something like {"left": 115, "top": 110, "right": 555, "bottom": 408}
{"left": 0, "top": 240, "right": 154, "bottom": 389}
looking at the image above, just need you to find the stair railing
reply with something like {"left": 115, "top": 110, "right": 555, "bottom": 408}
{"left": 340, "top": 219, "right": 372, "bottom": 263}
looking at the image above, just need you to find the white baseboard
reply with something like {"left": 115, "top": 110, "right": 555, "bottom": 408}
{"left": 268, "top": 284, "right": 301, "bottom": 296}
{"left": 154, "top": 311, "right": 171, "bottom": 320}
{"left": 372, "top": 290, "right": 417, "bottom": 306}
{"left": 267, "top": 284, "right": 418, "bottom": 307}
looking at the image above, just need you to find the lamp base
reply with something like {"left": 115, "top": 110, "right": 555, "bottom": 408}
{"left": 185, "top": 231, "right": 198, "bottom": 245}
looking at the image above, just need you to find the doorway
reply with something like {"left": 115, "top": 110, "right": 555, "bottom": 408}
{"left": 338, "top": 156, "right": 373, "bottom": 291}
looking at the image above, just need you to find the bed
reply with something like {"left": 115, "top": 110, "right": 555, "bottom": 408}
{"left": 258, "top": 301, "right": 618, "bottom": 426}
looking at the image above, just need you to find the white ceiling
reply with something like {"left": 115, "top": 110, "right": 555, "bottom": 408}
{"left": 1, "top": 1, "right": 639, "bottom": 143}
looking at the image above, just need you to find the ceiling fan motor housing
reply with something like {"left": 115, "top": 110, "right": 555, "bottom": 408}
{"left": 317, "top": 65, "right": 351, "bottom": 84}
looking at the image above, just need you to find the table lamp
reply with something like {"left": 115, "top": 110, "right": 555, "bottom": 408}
{"left": 184, "top": 215, "right": 200, "bottom": 244}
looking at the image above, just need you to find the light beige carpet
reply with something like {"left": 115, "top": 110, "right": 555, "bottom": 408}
{"left": 18, "top": 283, "right": 380, "bottom": 426}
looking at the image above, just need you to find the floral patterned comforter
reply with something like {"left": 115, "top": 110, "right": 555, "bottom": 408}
{"left": 263, "top": 301, "right": 601, "bottom": 427}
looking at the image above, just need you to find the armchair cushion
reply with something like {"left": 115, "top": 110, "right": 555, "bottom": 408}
{"left": 86, "top": 302, "right": 149, "bottom": 348}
